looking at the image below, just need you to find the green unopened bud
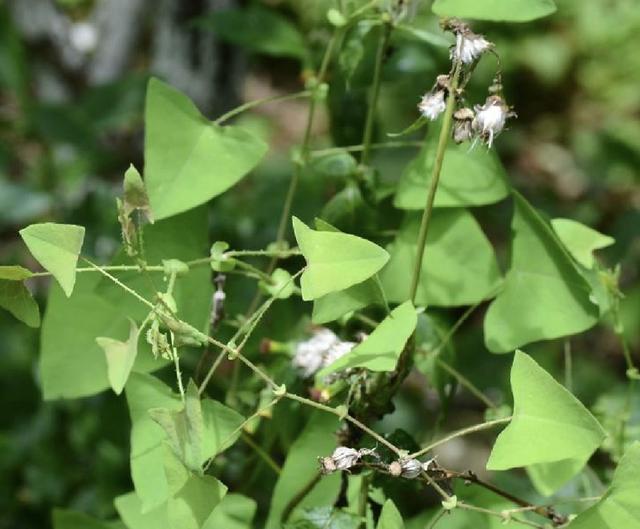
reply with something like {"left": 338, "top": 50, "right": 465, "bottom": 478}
{"left": 327, "top": 8, "right": 347, "bottom": 27}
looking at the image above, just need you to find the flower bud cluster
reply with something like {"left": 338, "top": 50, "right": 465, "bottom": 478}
{"left": 417, "top": 19, "right": 514, "bottom": 148}
{"left": 387, "top": 457, "right": 434, "bottom": 479}
{"left": 292, "top": 328, "right": 355, "bottom": 378}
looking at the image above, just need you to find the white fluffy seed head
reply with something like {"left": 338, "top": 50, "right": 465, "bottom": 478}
{"left": 418, "top": 90, "right": 446, "bottom": 121}
{"left": 451, "top": 31, "right": 492, "bottom": 65}
{"left": 292, "top": 328, "right": 355, "bottom": 378}
{"left": 472, "top": 95, "right": 510, "bottom": 148}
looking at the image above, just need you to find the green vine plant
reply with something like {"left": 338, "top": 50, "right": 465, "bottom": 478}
{"left": 2, "top": 1, "right": 638, "bottom": 529}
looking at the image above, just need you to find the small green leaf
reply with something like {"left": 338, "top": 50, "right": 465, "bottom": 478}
{"left": 441, "top": 495, "right": 458, "bottom": 511}
{"left": 19, "top": 222, "right": 85, "bottom": 296}
{"left": 115, "top": 492, "right": 169, "bottom": 529}
{"left": 551, "top": 218, "right": 614, "bottom": 269}
{"left": 376, "top": 500, "right": 404, "bottom": 529}
{"left": 149, "top": 381, "right": 204, "bottom": 472}
{"left": 194, "top": 6, "right": 308, "bottom": 60}
{"left": 292, "top": 217, "right": 389, "bottom": 301}
{"left": 380, "top": 209, "right": 502, "bottom": 306}
{"left": 124, "top": 163, "right": 150, "bottom": 211}
{"left": 0, "top": 265, "right": 33, "bottom": 280}
{"left": 210, "top": 241, "right": 236, "bottom": 272}
{"left": 310, "top": 151, "right": 358, "bottom": 180}
{"left": 203, "top": 494, "right": 257, "bottom": 529}
{"left": 162, "top": 451, "right": 228, "bottom": 529}
{"left": 96, "top": 319, "right": 139, "bottom": 395}
{"left": 266, "top": 412, "right": 341, "bottom": 529}
{"left": 318, "top": 301, "right": 417, "bottom": 376}
{"left": 394, "top": 138, "right": 510, "bottom": 209}
{"left": 486, "top": 351, "right": 606, "bottom": 494}
{"left": 162, "top": 259, "right": 189, "bottom": 276}
{"left": 569, "top": 442, "right": 640, "bottom": 529}
{"left": 144, "top": 78, "right": 268, "bottom": 220}
{"left": 484, "top": 193, "right": 599, "bottom": 353}
{"left": 261, "top": 268, "right": 294, "bottom": 299}
{"left": 0, "top": 279, "right": 40, "bottom": 327}
{"left": 432, "top": 0, "right": 557, "bottom": 22}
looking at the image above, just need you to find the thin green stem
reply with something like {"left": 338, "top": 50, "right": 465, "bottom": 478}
{"left": 361, "top": 21, "right": 392, "bottom": 166}
{"left": 241, "top": 431, "right": 282, "bottom": 475}
{"left": 435, "top": 358, "right": 497, "bottom": 409}
{"left": 408, "top": 60, "right": 462, "bottom": 303}
{"left": 233, "top": 260, "right": 273, "bottom": 283}
{"left": 214, "top": 90, "right": 311, "bottom": 125}
{"left": 420, "top": 470, "right": 451, "bottom": 501}
{"left": 310, "top": 140, "right": 423, "bottom": 158}
{"left": 564, "top": 340, "right": 573, "bottom": 392}
{"left": 373, "top": 273, "right": 390, "bottom": 316}
{"left": 29, "top": 264, "right": 164, "bottom": 278}
{"left": 409, "top": 416, "right": 511, "bottom": 459}
{"left": 427, "top": 508, "right": 446, "bottom": 529}
{"left": 171, "top": 335, "right": 185, "bottom": 402}
{"left": 281, "top": 471, "right": 322, "bottom": 523}
{"left": 457, "top": 502, "right": 545, "bottom": 529}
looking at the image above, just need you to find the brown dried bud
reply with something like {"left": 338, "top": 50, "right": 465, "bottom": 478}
{"left": 452, "top": 107, "right": 475, "bottom": 144}
{"left": 388, "top": 460, "right": 402, "bottom": 477}
{"left": 319, "top": 456, "right": 337, "bottom": 474}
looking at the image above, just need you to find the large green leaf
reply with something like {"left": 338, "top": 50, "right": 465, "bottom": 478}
{"left": 380, "top": 209, "right": 502, "bottom": 306}
{"left": 40, "top": 274, "right": 161, "bottom": 400}
{"left": 266, "top": 412, "right": 342, "bottom": 529}
{"left": 285, "top": 506, "right": 362, "bottom": 529}
{"left": 19, "top": 223, "right": 84, "bottom": 296}
{"left": 312, "top": 279, "right": 381, "bottom": 324}
{"left": 432, "top": 0, "right": 557, "bottom": 22}
{"left": 115, "top": 492, "right": 168, "bottom": 529}
{"left": 126, "top": 373, "right": 243, "bottom": 512}
{"left": 293, "top": 217, "right": 389, "bottom": 301}
{"left": 569, "top": 442, "right": 640, "bottom": 529}
{"left": 144, "top": 77, "right": 268, "bottom": 220}
{"left": 195, "top": 6, "right": 307, "bottom": 60}
{"left": 377, "top": 500, "right": 404, "bottom": 529}
{"left": 484, "top": 193, "right": 600, "bottom": 353}
{"left": 394, "top": 138, "right": 509, "bottom": 209}
{"left": 551, "top": 218, "right": 614, "bottom": 269}
{"left": 486, "top": 351, "right": 606, "bottom": 494}
{"left": 0, "top": 278, "right": 40, "bottom": 327}
{"left": 318, "top": 301, "right": 417, "bottom": 376}
{"left": 96, "top": 319, "right": 139, "bottom": 395}
{"left": 96, "top": 208, "right": 212, "bottom": 328}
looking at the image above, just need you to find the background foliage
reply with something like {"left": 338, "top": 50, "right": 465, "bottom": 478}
{"left": 1, "top": 0, "right": 639, "bottom": 528}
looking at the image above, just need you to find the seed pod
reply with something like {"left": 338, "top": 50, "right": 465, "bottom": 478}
{"left": 332, "top": 447, "right": 361, "bottom": 470}
{"left": 452, "top": 107, "right": 475, "bottom": 144}
{"left": 473, "top": 95, "right": 513, "bottom": 148}
{"left": 400, "top": 458, "right": 423, "bottom": 479}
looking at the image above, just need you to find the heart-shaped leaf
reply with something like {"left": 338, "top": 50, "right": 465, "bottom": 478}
{"left": 486, "top": 351, "right": 606, "bottom": 494}
{"left": 551, "top": 218, "right": 614, "bottom": 269}
{"left": 569, "top": 442, "right": 640, "bottom": 529}
{"left": 318, "top": 301, "right": 417, "bottom": 376}
{"left": 144, "top": 78, "right": 268, "bottom": 220}
{"left": 380, "top": 209, "right": 502, "bottom": 306}
{"left": 377, "top": 500, "right": 404, "bottom": 529}
{"left": 19, "top": 223, "right": 85, "bottom": 296}
{"left": 394, "top": 138, "right": 509, "bottom": 209}
{"left": 96, "top": 319, "right": 139, "bottom": 395}
{"left": 432, "top": 0, "right": 557, "bottom": 22}
{"left": 292, "top": 217, "right": 389, "bottom": 301}
{"left": 484, "top": 193, "right": 600, "bottom": 353}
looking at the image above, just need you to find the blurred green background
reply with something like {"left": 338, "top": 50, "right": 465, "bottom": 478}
{"left": 1, "top": 0, "right": 639, "bottom": 527}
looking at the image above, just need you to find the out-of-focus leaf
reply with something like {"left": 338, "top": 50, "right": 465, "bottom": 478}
{"left": 394, "top": 138, "right": 509, "bottom": 209}
{"left": 0, "top": 181, "right": 51, "bottom": 225}
{"left": 144, "top": 78, "right": 267, "bottom": 220}
{"left": 551, "top": 218, "right": 614, "bottom": 268}
{"left": 52, "top": 509, "right": 116, "bottom": 529}
{"left": 432, "top": 0, "right": 557, "bottom": 22}
{"left": 380, "top": 209, "right": 502, "bottom": 306}
{"left": 484, "top": 193, "right": 599, "bottom": 353}
{"left": 293, "top": 217, "right": 389, "bottom": 301}
{"left": 285, "top": 506, "right": 362, "bottom": 529}
{"left": 377, "top": 500, "right": 404, "bottom": 529}
{"left": 194, "top": 6, "right": 307, "bottom": 60}
{"left": 19, "top": 223, "right": 85, "bottom": 297}
{"left": 486, "top": 351, "right": 606, "bottom": 495}
{"left": 203, "top": 494, "right": 257, "bottom": 529}
{"left": 318, "top": 301, "right": 417, "bottom": 375}
{"left": 0, "top": 278, "right": 40, "bottom": 328}
{"left": 266, "top": 412, "right": 341, "bottom": 529}
{"left": 569, "top": 442, "right": 640, "bottom": 529}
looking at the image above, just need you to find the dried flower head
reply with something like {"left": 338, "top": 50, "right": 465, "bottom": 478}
{"left": 452, "top": 107, "right": 475, "bottom": 144}
{"left": 443, "top": 19, "right": 493, "bottom": 65}
{"left": 319, "top": 446, "right": 377, "bottom": 474}
{"left": 292, "top": 328, "right": 355, "bottom": 378}
{"left": 418, "top": 90, "right": 446, "bottom": 121}
{"left": 472, "top": 95, "right": 513, "bottom": 148}
{"left": 388, "top": 460, "right": 403, "bottom": 477}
